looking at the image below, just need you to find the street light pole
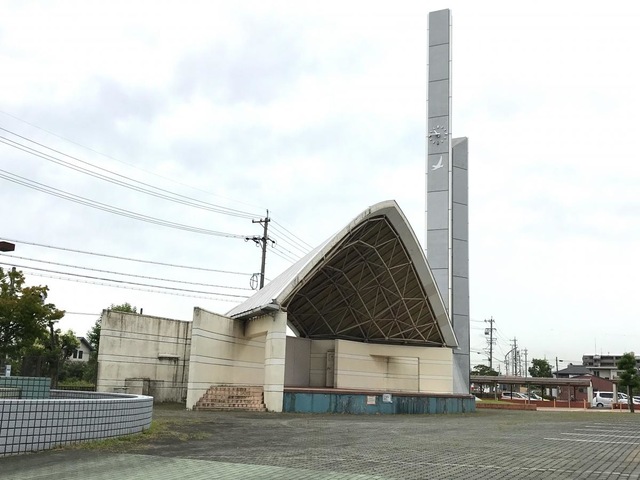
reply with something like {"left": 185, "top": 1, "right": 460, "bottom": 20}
{"left": 1, "top": 240, "right": 16, "bottom": 377}
{"left": 555, "top": 357, "right": 564, "bottom": 377}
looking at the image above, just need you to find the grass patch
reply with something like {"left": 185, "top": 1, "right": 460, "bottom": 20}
{"left": 64, "top": 418, "right": 209, "bottom": 452}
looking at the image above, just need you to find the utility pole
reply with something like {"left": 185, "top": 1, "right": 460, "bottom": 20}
{"left": 511, "top": 338, "right": 519, "bottom": 376}
{"left": 246, "top": 211, "right": 274, "bottom": 289}
{"left": 523, "top": 348, "right": 528, "bottom": 378}
{"left": 484, "top": 317, "right": 495, "bottom": 371}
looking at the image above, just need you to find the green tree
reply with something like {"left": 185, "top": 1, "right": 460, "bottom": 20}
{"left": 471, "top": 364, "right": 498, "bottom": 376}
{"left": 529, "top": 358, "right": 553, "bottom": 378}
{"left": 0, "top": 267, "right": 64, "bottom": 363}
{"left": 617, "top": 352, "right": 640, "bottom": 413}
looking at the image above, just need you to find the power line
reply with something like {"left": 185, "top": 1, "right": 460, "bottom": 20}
{"left": 22, "top": 270, "right": 241, "bottom": 303}
{"left": 269, "top": 223, "right": 312, "bottom": 256}
{"left": 1, "top": 254, "right": 253, "bottom": 291}
{"left": 0, "top": 261, "right": 250, "bottom": 299}
{"left": 0, "top": 109, "right": 265, "bottom": 212}
{"left": 1, "top": 115, "right": 315, "bottom": 262}
{"left": 272, "top": 219, "right": 313, "bottom": 250}
{"left": 269, "top": 246, "right": 299, "bottom": 264}
{"left": 1, "top": 237, "right": 251, "bottom": 275}
{"left": 0, "top": 168, "right": 249, "bottom": 239}
{"left": 0, "top": 127, "right": 260, "bottom": 219}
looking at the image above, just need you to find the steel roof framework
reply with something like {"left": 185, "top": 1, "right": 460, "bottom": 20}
{"left": 285, "top": 215, "right": 445, "bottom": 346}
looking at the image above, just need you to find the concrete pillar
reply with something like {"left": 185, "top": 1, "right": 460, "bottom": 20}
{"left": 263, "top": 311, "right": 287, "bottom": 412}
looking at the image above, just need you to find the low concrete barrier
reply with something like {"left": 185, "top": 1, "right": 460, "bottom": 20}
{"left": 0, "top": 390, "right": 153, "bottom": 456}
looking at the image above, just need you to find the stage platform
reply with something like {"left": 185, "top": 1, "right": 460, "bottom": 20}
{"left": 283, "top": 387, "right": 476, "bottom": 414}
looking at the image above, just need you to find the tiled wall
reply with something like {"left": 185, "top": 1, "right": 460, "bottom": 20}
{"left": 0, "top": 390, "right": 153, "bottom": 456}
{"left": 0, "top": 376, "right": 51, "bottom": 399}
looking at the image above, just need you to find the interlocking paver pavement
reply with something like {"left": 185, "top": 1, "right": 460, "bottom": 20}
{"left": 2, "top": 406, "right": 640, "bottom": 479}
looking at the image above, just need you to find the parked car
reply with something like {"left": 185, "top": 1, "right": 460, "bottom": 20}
{"left": 591, "top": 391, "right": 635, "bottom": 408}
{"left": 501, "top": 392, "right": 528, "bottom": 400}
{"left": 617, "top": 393, "right": 640, "bottom": 405}
{"left": 592, "top": 391, "right": 614, "bottom": 408}
{"left": 523, "top": 392, "right": 543, "bottom": 401}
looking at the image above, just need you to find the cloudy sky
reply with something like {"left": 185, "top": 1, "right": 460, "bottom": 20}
{"left": 1, "top": 0, "right": 639, "bottom": 373}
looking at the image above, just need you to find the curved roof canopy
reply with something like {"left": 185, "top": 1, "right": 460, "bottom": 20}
{"left": 228, "top": 201, "right": 457, "bottom": 348}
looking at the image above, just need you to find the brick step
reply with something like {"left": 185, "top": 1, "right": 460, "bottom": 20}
{"left": 196, "top": 397, "right": 263, "bottom": 403}
{"left": 197, "top": 402, "right": 265, "bottom": 409}
{"left": 201, "top": 390, "right": 263, "bottom": 395}
{"left": 199, "top": 395, "right": 263, "bottom": 401}
{"left": 194, "top": 385, "right": 267, "bottom": 412}
{"left": 197, "top": 406, "right": 267, "bottom": 412}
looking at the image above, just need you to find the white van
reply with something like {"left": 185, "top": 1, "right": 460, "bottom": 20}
{"left": 592, "top": 391, "right": 614, "bottom": 408}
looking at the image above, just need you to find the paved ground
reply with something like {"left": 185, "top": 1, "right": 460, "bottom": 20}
{"left": 3, "top": 405, "right": 640, "bottom": 479}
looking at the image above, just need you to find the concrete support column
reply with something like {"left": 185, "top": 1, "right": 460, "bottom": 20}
{"left": 263, "top": 311, "right": 287, "bottom": 412}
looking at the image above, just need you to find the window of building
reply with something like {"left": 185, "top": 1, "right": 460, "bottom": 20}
{"left": 78, "top": 350, "right": 83, "bottom": 359}
{"left": 72, "top": 350, "right": 78, "bottom": 359}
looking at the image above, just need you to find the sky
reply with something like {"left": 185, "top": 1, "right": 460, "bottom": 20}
{"left": 1, "top": 0, "right": 639, "bottom": 374}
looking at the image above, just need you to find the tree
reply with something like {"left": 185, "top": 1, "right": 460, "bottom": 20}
{"left": 529, "top": 358, "right": 553, "bottom": 378}
{"left": 0, "top": 267, "right": 64, "bottom": 363}
{"left": 617, "top": 352, "right": 640, "bottom": 413}
{"left": 471, "top": 364, "right": 498, "bottom": 376}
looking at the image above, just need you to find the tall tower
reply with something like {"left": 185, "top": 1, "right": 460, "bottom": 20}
{"left": 425, "top": 9, "right": 470, "bottom": 394}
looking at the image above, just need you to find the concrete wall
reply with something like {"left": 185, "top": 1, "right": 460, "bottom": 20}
{"left": 310, "top": 340, "right": 335, "bottom": 387}
{"left": 186, "top": 308, "right": 265, "bottom": 409}
{"left": 285, "top": 337, "right": 311, "bottom": 387}
{"left": 285, "top": 338, "right": 335, "bottom": 388}
{"left": 97, "top": 311, "right": 191, "bottom": 402}
{"left": 186, "top": 308, "right": 287, "bottom": 412}
{"left": 334, "top": 339, "right": 453, "bottom": 393}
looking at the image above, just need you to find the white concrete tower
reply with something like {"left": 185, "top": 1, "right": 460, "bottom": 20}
{"left": 425, "top": 9, "right": 470, "bottom": 394}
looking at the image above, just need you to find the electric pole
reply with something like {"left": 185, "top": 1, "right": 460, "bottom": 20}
{"left": 246, "top": 211, "right": 274, "bottom": 289}
{"left": 523, "top": 348, "right": 528, "bottom": 378}
{"left": 511, "top": 338, "right": 519, "bottom": 376}
{"left": 484, "top": 317, "right": 495, "bottom": 371}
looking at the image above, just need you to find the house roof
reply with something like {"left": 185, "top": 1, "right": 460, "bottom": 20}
{"left": 556, "top": 364, "right": 589, "bottom": 376}
{"left": 76, "top": 336, "right": 94, "bottom": 351}
{"left": 227, "top": 200, "right": 457, "bottom": 348}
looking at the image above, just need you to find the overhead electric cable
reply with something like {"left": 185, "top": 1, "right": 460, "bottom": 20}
{"left": 0, "top": 254, "right": 253, "bottom": 291}
{"left": 0, "top": 110, "right": 265, "bottom": 212}
{"left": 271, "top": 219, "right": 313, "bottom": 249}
{"left": 22, "top": 271, "right": 241, "bottom": 303}
{"left": 0, "top": 261, "right": 250, "bottom": 299}
{"left": 1, "top": 121, "right": 314, "bottom": 257}
{"left": 1, "top": 237, "right": 250, "bottom": 275}
{"left": 0, "top": 168, "right": 249, "bottom": 239}
{"left": 268, "top": 247, "right": 299, "bottom": 264}
{"left": 0, "top": 128, "right": 259, "bottom": 219}
{"left": 269, "top": 225, "right": 312, "bottom": 256}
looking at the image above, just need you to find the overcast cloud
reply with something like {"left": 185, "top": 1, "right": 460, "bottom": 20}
{"left": 1, "top": 0, "right": 639, "bottom": 372}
